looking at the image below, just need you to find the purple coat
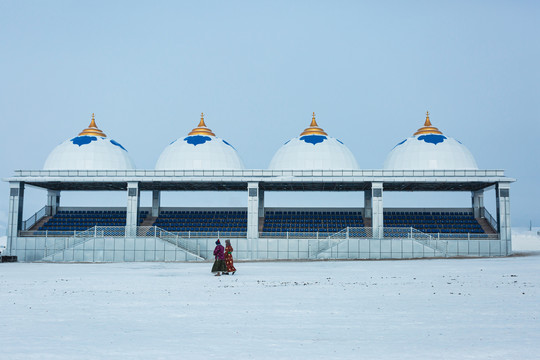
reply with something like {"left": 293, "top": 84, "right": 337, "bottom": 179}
{"left": 213, "top": 244, "right": 225, "bottom": 260}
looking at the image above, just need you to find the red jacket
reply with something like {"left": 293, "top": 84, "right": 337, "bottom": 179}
{"left": 213, "top": 244, "right": 225, "bottom": 260}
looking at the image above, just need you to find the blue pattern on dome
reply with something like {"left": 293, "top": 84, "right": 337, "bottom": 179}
{"left": 300, "top": 135, "right": 327, "bottom": 145}
{"left": 417, "top": 134, "right": 447, "bottom": 145}
{"left": 284, "top": 140, "right": 290, "bottom": 145}
{"left": 110, "top": 139, "right": 127, "bottom": 151}
{"left": 222, "top": 139, "right": 236, "bottom": 150}
{"left": 456, "top": 139, "right": 462, "bottom": 144}
{"left": 393, "top": 139, "right": 407, "bottom": 149}
{"left": 184, "top": 135, "right": 212, "bottom": 146}
{"left": 336, "top": 139, "right": 344, "bottom": 144}
{"left": 71, "top": 136, "right": 97, "bottom": 147}
{"left": 169, "top": 139, "right": 177, "bottom": 145}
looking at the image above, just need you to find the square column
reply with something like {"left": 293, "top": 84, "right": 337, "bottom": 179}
{"left": 247, "top": 182, "right": 260, "bottom": 259}
{"left": 364, "top": 190, "right": 372, "bottom": 220}
{"left": 496, "top": 182, "right": 512, "bottom": 255}
{"left": 7, "top": 182, "right": 25, "bottom": 255}
{"left": 126, "top": 182, "right": 140, "bottom": 237}
{"left": 371, "top": 182, "right": 384, "bottom": 239}
{"left": 247, "top": 182, "right": 260, "bottom": 239}
{"left": 472, "top": 190, "right": 484, "bottom": 219}
{"left": 46, "top": 190, "right": 61, "bottom": 216}
{"left": 152, "top": 190, "right": 161, "bottom": 218}
{"left": 258, "top": 188, "right": 265, "bottom": 221}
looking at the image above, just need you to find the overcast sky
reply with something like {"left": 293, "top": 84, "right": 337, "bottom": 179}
{"left": 1, "top": 0, "right": 538, "bottom": 232}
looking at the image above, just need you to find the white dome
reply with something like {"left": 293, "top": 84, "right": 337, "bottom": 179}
{"left": 43, "top": 115, "right": 135, "bottom": 170}
{"left": 155, "top": 114, "right": 245, "bottom": 170}
{"left": 383, "top": 113, "right": 478, "bottom": 170}
{"left": 268, "top": 113, "right": 359, "bottom": 170}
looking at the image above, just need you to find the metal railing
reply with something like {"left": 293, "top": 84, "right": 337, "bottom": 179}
{"left": 298, "top": 227, "right": 448, "bottom": 258}
{"left": 42, "top": 226, "right": 204, "bottom": 260}
{"left": 19, "top": 228, "right": 247, "bottom": 238}
{"left": 258, "top": 227, "right": 498, "bottom": 240}
{"left": 484, "top": 207, "right": 498, "bottom": 231}
{"left": 22, "top": 206, "right": 48, "bottom": 231}
{"left": 44, "top": 234, "right": 96, "bottom": 259}
{"left": 13, "top": 169, "right": 507, "bottom": 178}
{"left": 12, "top": 225, "right": 510, "bottom": 262}
{"left": 21, "top": 225, "right": 500, "bottom": 240}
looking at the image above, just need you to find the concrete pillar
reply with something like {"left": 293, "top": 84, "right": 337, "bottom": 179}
{"left": 152, "top": 190, "right": 161, "bottom": 217}
{"left": 7, "top": 182, "right": 25, "bottom": 255}
{"left": 126, "top": 182, "right": 140, "bottom": 237}
{"left": 364, "top": 190, "right": 372, "bottom": 219}
{"left": 46, "top": 190, "right": 61, "bottom": 216}
{"left": 371, "top": 182, "right": 384, "bottom": 238}
{"left": 472, "top": 190, "right": 484, "bottom": 219}
{"left": 496, "top": 182, "right": 512, "bottom": 255}
{"left": 247, "top": 182, "right": 260, "bottom": 258}
{"left": 258, "top": 189, "right": 265, "bottom": 220}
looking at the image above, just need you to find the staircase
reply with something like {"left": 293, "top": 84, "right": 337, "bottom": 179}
{"left": 363, "top": 218, "right": 372, "bottom": 228}
{"left": 309, "top": 228, "right": 349, "bottom": 259}
{"left": 140, "top": 216, "right": 157, "bottom": 227}
{"left": 477, "top": 217, "right": 497, "bottom": 234}
{"left": 29, "top": 216, "right": 52, "bottom": 231}
{"left": 258, "top": 217, "right": 265, "bottom": 232}
{"left": 41, "top": 226, "right": 205, "bottom": 262}
{"left": 151, "top": 227, "right": 205, "bottom": 260}
{"left": 311, "top": 227, "right": 447, "bottom": 258}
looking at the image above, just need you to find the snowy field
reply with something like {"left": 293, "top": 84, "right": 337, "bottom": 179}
{"left": 0, "top": 231, "right": 539, "bottom": 359}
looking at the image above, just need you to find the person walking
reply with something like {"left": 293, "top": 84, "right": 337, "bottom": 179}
{"left": 223, "top": 239, "right": 236, "bottom": 275}
{"left": 211, "top": 239, "right": 227, "bottom": 276}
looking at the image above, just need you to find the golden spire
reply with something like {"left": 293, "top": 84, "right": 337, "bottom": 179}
{"left": 78, "top": 113, "right": 107, "bottom": 137}
{"left": 413, "top": 111, "right": 443, "bottom": 136}
{"left": 300, "top": 112, "right": 328, "bottom": 136}
{"left": 188, "top": 112, "right": 216, "bottom": 136}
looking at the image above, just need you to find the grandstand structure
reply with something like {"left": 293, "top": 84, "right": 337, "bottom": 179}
{"left": 4, "top": 112, "right": 514, "bottom": 261}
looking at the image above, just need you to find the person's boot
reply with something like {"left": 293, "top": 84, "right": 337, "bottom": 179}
{"left": 214, "top": 272, "right": 221, "bottom": 276}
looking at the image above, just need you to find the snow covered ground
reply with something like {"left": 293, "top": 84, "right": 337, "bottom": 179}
{"left": 0, "top": 231, "right": 539, "bottom": 359}
{"left": 511, "top": 227, "right": 540, "bottom": 252}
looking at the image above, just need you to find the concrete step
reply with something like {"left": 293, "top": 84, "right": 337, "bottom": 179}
{"left": 29, "top": 215, "right": 53, "bottom": 231}
{"left": 140, "top": 216, "right": 157, "bottom": 227}
{"left": 477, "top": 217, "right": 497, "bottom": 234}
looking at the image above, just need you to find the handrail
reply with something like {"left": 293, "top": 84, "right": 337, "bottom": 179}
{"left": 483, "top": 207, "right": 498, "bottom": 231}
{"left": 304, "top": 227, "right": 448, "bottom": 258}
{"left": 12, "top": 169, "right": 508, "bottom": 178}
{"left": 19, "top": 226, "right": 500, "bottom": 240}
{"left": 22, "top": 206, "right": 48, "bottom": 231}
{"left": 20, "top": 228, "right": 247, "bottom": 238}
{"left": 42, "top": 226, "right": 205, "bottom": 260}
{"left": 258, "top": 227, "right": 499, "bottom": 240}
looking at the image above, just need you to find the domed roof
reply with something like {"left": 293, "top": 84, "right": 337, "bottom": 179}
{"left": 155, "top": 113, "right": 245, "bottom": 170}
{"left": 268, "top": 113, "right": 359, "bottom": 170}
{"left": 43, "top": 114, "right": 135, "bottom": 170}
{"left": 383, "top": 112, "right": 478, "bottom": 170}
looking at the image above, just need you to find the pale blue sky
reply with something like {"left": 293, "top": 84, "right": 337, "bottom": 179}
{"left": 0, "top": 0, "right": 538, "bottom": 231}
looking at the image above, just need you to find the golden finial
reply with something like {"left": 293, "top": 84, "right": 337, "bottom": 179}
{"left": 188, "top": 112, "right": 216, "bottom": 136}
{"left": 79, "top": 113, "right": 107, "bottom": 137}
{"left": 413, "top": 110, "right": 442, "bottom": 136}
{"left": 310, "top": 112, "right": 317, "bottom": 127}
{"left": 300, "top": 112, "right": 328, "bottom": 136}
{"left": 424, "top": 111, "right": 432, "bottom": 126}
{"left": 197, "top": 112, "right": 206, "bottom": 127}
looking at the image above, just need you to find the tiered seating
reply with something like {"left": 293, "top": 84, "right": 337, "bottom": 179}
{"left": 384, "top": 211, "right": 484, "bottom": 234}
{"left": 37, "top": 210, "right": 148, "bottom": 234}
{"left": 152, "top": 210, "right": 247, "bottom": 233}
{"left": 262, "top": 210, "right": 363, "bottom": 234}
